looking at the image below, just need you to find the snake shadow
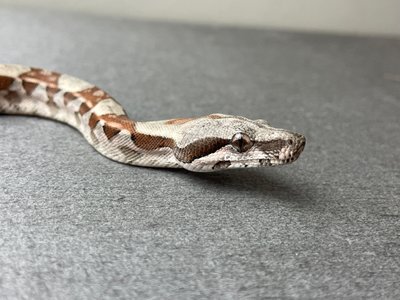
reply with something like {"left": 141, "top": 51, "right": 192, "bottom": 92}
{"left": 164, "top": 167, "right": 317, "bottom": 206}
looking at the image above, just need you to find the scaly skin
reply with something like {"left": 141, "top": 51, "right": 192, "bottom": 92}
{"left": 0, "top": 64, "right": 305, "bottom": 172}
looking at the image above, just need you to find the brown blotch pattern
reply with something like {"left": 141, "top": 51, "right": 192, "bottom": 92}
{"left": 63, "top": 86, "right": 120, "bottom": 115}
{"left": 1, "top": 68, "right": 61, "bottom": 106}
{"left": 88, "top": 114, "right": 135, "bottom": 140}
{"left": 88, "top": 112, "right": 176, "bottom": 148}
{"left": 76, "top": 87, "right": 112, "bottom": 109}
{"left": 131, "top": 133, "right": 175, "bottom": 151}
{"left": 4, "top": 68, "right": 179, "bottom": 152}
{"left": 0, "top": 76, "right": 14, "bottom": 90}
{"left": 20, "top": 68, "right": 61, "bottom": 88}
{"left": 22, "top": 81, "right": 39, "bottom": 95}
{"left": 46, "top": 86, "right": 60, "bottom": 104}
{"left": 103, "top": 124, "right": 121, "bottom": 140}
{"left": 18, "top": 68, "right": 117, "bottom": 115}
{"left": 4, "top": 91, "right": 19, "bottom": 101}
{"left": 63, "top": 92, "right": 76, "bottom": 104}
{"left": 88, "top": 114, "right": 134, "bottom": 130}
{"left": 173, "top": 137, "right": 229, "bottom": 163}
{"left": 165, "top": 114, "right": 224, "bottom": 125}
{"left": 78, "top": 103, "right": 91, "bottom": 115}
{"left": 165, "top": 117, "right": 195, "bottom": 125}
{"left": 88, "top": 113, "right": 101, "bottom": 129}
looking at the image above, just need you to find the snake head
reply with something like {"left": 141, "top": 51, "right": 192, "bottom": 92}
{"left": 173, "top": 114, "right": 306, "bottom": 172}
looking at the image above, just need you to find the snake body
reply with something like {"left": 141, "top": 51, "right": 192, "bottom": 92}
{"left": 0, "top": 64, "right": 305, "bottom": 172}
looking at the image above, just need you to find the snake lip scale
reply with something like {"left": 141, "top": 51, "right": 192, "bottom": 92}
{"left": 0, "top": 64, "right": 306, "bottom": 172}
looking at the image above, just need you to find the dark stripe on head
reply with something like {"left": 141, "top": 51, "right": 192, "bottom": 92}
{"left": 258, "top": 139, "right": 286, "bottom": 151}
{"left": 173, "top": 137, "right": 229, "bottom": 163}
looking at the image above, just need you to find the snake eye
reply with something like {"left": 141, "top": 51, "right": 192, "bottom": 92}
{"left": 231, "top": 132, "right": 253, "bottom": 152}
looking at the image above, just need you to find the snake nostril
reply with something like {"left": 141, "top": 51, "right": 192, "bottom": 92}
{"left": 287, "top": 139, "right": 293, "bottom": 146}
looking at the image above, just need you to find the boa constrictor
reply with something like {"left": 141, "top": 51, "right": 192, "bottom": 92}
{"left": 0, "top": 64, "right": 305, "bottom": 172}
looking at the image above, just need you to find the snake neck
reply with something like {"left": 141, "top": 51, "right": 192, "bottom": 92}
{"left": 86, "top": 120, "right": 181, "bottom": 168}
{"left": 0, "top": 65, "right": 183, "bottom": 168}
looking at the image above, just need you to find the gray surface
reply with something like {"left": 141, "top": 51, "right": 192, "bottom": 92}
{"left": 1, "top": 7, "right": 400, "bottom": 300}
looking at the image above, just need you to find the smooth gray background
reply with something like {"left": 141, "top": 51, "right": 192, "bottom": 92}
{"left": 1, "top": 7, "right": 399, "bottom": 300}
{"left": 3, "top": 0, "right": 400, "bottom": 36}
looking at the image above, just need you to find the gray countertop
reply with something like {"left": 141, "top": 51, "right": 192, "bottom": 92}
{"left": 1, "top": 7, "right": 399, "bottom": 299}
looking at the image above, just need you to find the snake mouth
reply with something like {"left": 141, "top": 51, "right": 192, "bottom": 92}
{"left": 211, "top": 158, "right": 277, "bottom": 171}
{"left": 283, "top": 139, "right": 305, "bottom": 163}
{"left": 274, "top": 136, "right": 306, "bottom": 163}
{"left": 211, "top": 138, "right": 306, "bottom": 171}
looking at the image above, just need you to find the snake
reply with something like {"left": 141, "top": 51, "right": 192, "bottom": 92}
{"left": 0, "top": 64, "right": 305, "bottom": 172}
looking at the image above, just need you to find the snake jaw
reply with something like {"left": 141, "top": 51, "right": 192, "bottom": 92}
{"left": 212, "top": 135, "right": 305, "bottom": 171}
{"left": 175, "top": 117, "right": 306, "bottom": 172}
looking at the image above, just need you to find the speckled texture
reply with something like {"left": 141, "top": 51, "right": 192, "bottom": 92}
{"left": 1, "top": 7, "right": 400, "bottom": 300}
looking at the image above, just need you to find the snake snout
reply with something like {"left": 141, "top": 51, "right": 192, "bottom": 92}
{"left": 297, "top": 134, "right": 306, "bottom": 151}
{"left": 277, "top": 133, "right": 306, "bottom": 163}
{"left": 291, "top": 133, "right": 306, "bottom": 161}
